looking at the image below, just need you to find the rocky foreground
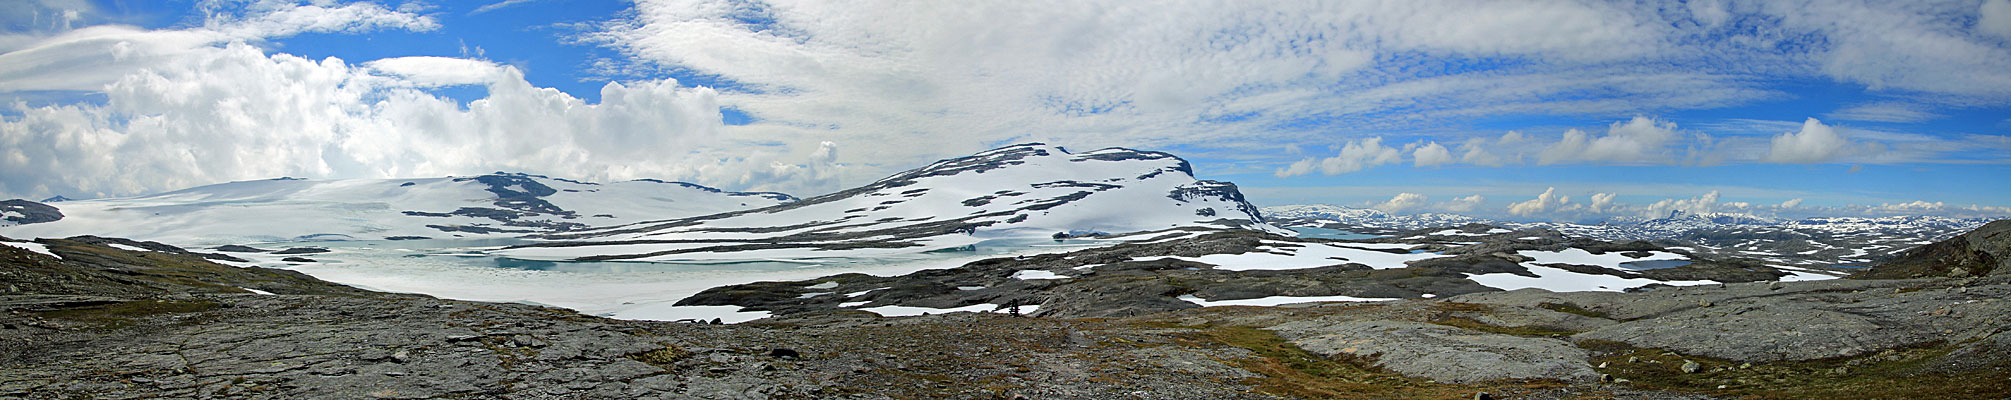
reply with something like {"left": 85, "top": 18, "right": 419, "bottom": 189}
{"left": 3, "top": 222, "right": 2010, "bottom": 399}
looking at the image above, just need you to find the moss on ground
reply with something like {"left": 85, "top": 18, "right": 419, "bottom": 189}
{"left": 625, "top": 344, "right": 690, "bottom": 368}
{"left": 1537, "top": 302, "right": 1608, "bottom": 319}
{"left": 1581, "top": 339, "right": 2011, "bottom": 400}
{"left": 36, "top": 299, "right": 220, "bottom": 329}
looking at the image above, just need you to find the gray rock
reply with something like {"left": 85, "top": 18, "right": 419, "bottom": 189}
{"left": 1269, "top": 319, "right": 1600, "bottom": 383}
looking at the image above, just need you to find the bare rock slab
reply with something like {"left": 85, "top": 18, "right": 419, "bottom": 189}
{"left": 1268, "top": 319, "right": 1599, "bottom": 384}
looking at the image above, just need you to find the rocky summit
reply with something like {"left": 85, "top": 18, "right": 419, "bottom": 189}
{"left": 5, "top": 221, "right": 2010, "bottom": 399}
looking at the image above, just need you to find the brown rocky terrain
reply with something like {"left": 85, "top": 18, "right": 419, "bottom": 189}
{"left": 3, "top": 223, "right": 2009, "bottom": 399}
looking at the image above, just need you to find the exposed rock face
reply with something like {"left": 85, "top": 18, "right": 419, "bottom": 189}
{"left": 1454, "top": 277, "right": 2011, "bottom": 363}
{"left": 1857, "top": 219, "right": 2010, "bottom": 279}
{"left": 1271, "top": 319, "right": 1601, "bottom": 384}
{"left": 0, "top": 200, "right": 62, "bottom": 225}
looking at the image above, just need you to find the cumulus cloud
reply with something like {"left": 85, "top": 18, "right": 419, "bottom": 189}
{"left": 1275, "top": 137, "right": 1401, "bottom": 177}
{"left": 1780, "top": 198, "right": 1804, "bottom": 208}
{"left": 1439, "top": 195, "right": 1485, "bottom": 213}
{"left": 1766, "top": 118, "right": 1852, "bottom": 163}
{"left": 1411, "top": 141, "right": 1454, "bottom": 167}
{"left": 1372, "top": 193, "right": 1428, "bottom": 214}
{"left": 0, "top": 40, "right": 854, "bottom": 199}
{"left": 1537, "top": 116, "right": 1680, "bottom": 165}
{"left": 1507, "top": 187, "right": 1574, "bottom": 217}
{"left": 1586, "top": 192, "right": 1619, "bottom": 214}
{"left": 1642, "top": 191, "right": 1723, "bottom": 219}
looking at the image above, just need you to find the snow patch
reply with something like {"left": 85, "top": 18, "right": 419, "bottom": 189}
{"left": 1011, "top": 270, "right": 1070, "bottom": 280}
{"left": 1177, "top": 294, "right": 1397, "bottom": 307}
{"left": 1, "top": 242, "right": 58, "bottom": 259}
{"left": 858, "top": 303, "right": 1038, "bottom": 317}
{"left": 1466, "top": 264, "right": 1717, "bottom": 292}
{"left": 610, "top": 304, "right": 772, "bottom": 324}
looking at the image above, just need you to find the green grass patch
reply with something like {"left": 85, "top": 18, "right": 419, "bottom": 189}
{"left": 1537, "top": 302, "right": 1608, "bottom": 319}
{"left": 624, "top": 343, "right": 690, "bottom": 369}
{"left": 36, "top": 299, "right": 220, "bottom": 329}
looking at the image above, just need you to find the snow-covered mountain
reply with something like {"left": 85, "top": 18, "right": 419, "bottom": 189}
{"left": 501, "top": 143, "right": 1282, "bottom": 261}
{"left": 0, "top": 173, "right": 795, "bottom": 246}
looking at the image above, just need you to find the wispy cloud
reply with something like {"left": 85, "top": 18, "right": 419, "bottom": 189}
{"left": 471, "top": 0, "right": 545, "bottom": 15}
{"left": 1827, "top": 102, "right": 1945, "bottom": 123}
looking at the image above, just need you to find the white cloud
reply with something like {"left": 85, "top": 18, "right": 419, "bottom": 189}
{"left": 0, "top": 41, "right": 854, "bottom": 200}
{"left": 1371, "top": 192, "right": 1428, "bottom": 214}
{"left": 364, "top": 56, "right": 509, "bottom": 87}
{"left": 1507, "top": 187, "right": 1574, "bottom": 217}
{"left": 471, "top": 0, "right": 546, "bottom": 14}
{"left": 1411, "top": 141, "right": 1454, "bottom": 167}
{"left": 1766, "top": 118, "right": 1851, "bottom": 163}
{"left": 1826, "top": 102, "right": 1944, "bottom": 123}
{"left": 1771, "top": 1, "right": 2011, "bottom": 98}
{"left": 1779, "top": 198, "right": 1804, "bottom": 208}
{"left": 1275, "top": 137, "right": 1402, "bottom": 177}
{"left": 0, "top": 1, "right": 437, "bottom": 93}
{"left": 1642, "top": 191, "right": 1723, "bottom": 218}
{"left": 1536, "top": 116, "right": 1680, "bottom": 165}
{"left": 1439, "top": 194, "right": 1485, "bottom": 213}
{"left": 1871, "top": 201, "right": 1947, "bottom": 213}
{"left": 1985, "top": 0, "right": 2011, "bottom": 39}
{"left": 579, "top": 0, "right": 1791, "bottom": 178}
{"left": 1586, "top": 192, "right": 1619, "bottom": 214}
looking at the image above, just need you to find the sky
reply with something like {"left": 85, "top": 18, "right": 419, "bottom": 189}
{"left": 0, "top": 0, "right": 2008, "bottom": 222}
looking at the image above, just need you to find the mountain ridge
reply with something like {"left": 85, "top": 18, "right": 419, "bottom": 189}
{"left": 502, "top": 143, "right": 1282, "bottom": 261}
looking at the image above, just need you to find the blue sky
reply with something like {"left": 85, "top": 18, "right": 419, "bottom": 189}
{"left": 0, "top": 0, "right": 2008, "bottom": 222}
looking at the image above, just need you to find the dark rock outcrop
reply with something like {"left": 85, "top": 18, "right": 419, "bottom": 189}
{"left": 1857, "top": 219, "right": 2009, "bottom": 279}
{"left": 0, "top": 199, "right": 62, "bottom": 225}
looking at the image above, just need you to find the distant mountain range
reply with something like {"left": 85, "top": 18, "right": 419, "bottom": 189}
{"left": 1264, "top": 204, "right": 1999, "bottom": 267}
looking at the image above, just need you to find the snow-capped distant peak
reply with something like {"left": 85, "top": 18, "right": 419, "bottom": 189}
{"left": 504, "top": 143, "right": 1282, "bottom": 261}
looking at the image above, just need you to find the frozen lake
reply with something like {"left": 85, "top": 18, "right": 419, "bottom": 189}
{"left": 229, "top": 227, "right": 1380, "bottom": 322}
{"left": 235, "top": 236, "right": 1121, "bottom": 322}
